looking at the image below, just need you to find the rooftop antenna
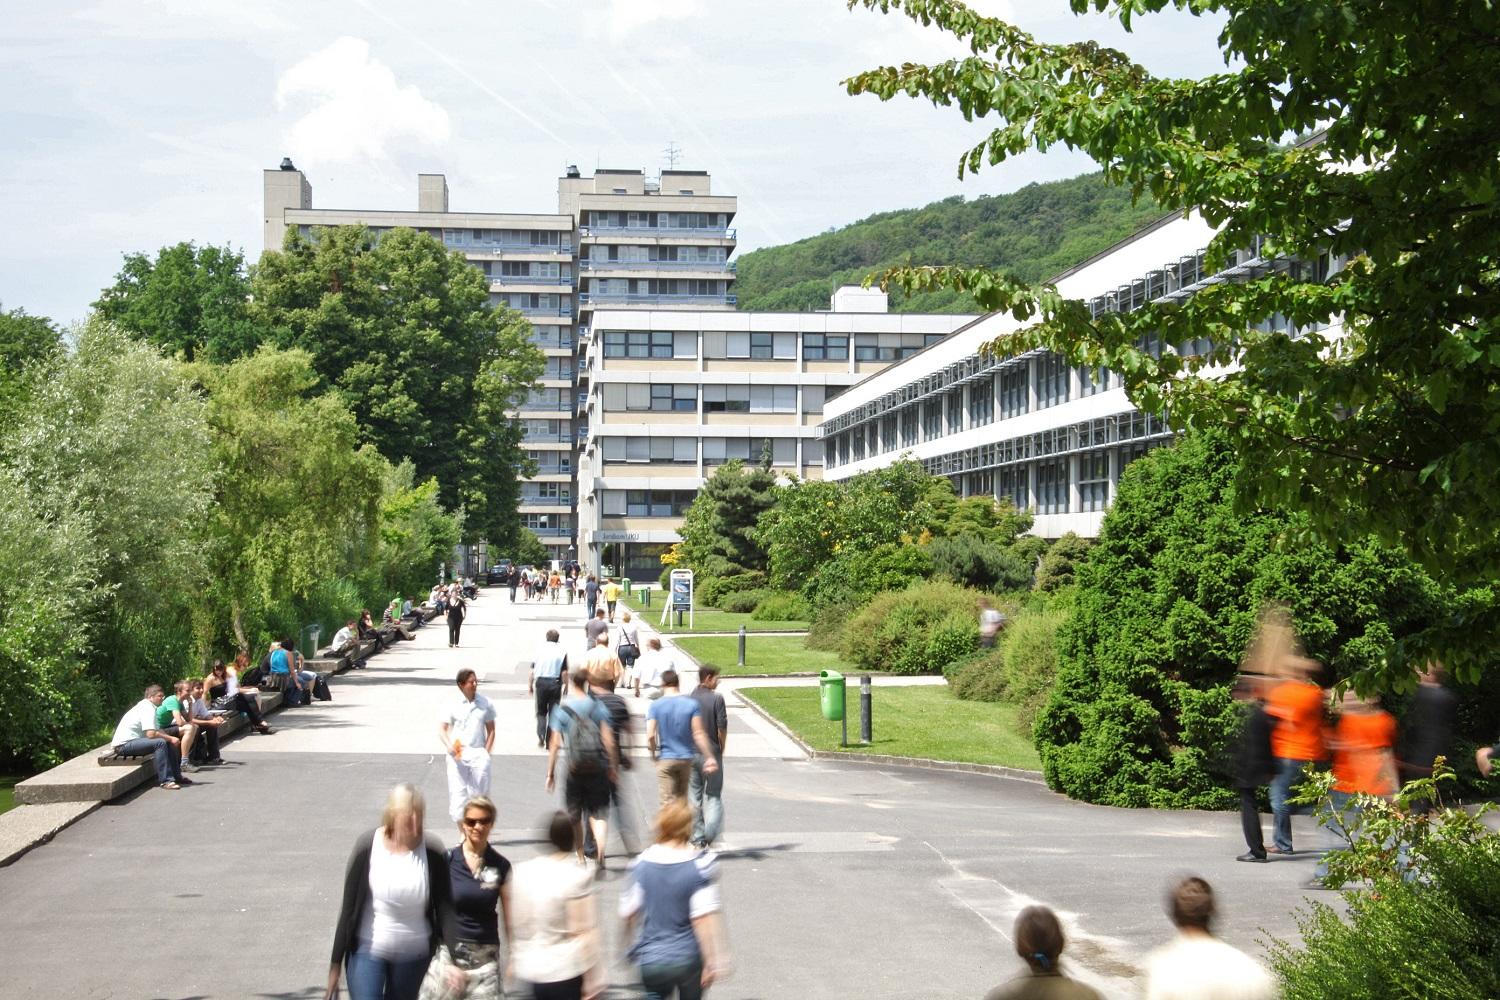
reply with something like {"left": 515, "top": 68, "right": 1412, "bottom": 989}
{"left": 662, "top": 142, "right": 682, "bottom": 170}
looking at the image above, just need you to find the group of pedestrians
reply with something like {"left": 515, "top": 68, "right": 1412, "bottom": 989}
{"left": 1231, "top": 606, "right": 1465, "bottom": 886}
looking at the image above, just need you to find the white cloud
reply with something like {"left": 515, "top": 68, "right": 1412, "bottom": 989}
{"left": 605, "top": 0, "right": 705, "bottom": 39}
{"left": 275, "top": 37, "right": 450, "bottom": 164}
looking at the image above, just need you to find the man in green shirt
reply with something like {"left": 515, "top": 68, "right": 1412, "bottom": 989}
{"left": 155, "top": 679, "right": 202, "bottom": 772}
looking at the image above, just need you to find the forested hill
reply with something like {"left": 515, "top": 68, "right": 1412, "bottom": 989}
{"left": 734, "top": 172, "right": 1165, "bottom": 313}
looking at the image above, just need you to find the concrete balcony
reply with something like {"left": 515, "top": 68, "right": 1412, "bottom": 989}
{"left": 579, "top": 292, "right": 735, "bottom": 309}
{"left": 579, "top": 259, "right": 734, "bottom": 273}
{"left": 580, "top": 225, "right": 734, "bottom": 240}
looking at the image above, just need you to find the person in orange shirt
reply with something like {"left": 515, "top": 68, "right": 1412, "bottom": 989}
{"left": 1313, "top": 689, "right": 1397, "bottom": 886}
{"left": 1264, "top": 655, "right": 1328, "bottom": 855}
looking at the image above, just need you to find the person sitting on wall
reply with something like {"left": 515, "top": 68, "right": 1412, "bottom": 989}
{"left": 111, "top": 684, "right": 188, "bottom": 790}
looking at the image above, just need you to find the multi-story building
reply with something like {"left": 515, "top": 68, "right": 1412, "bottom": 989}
{"left": 262, "top": 160, "right": 743, "bottom": 561}
{"left": 819, "top": 211, "right": 1341, "bottom": 538}
{"left": 577, "top": 287, "right": 978, "bottom": 579}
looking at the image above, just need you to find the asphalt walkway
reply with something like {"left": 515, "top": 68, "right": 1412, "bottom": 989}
{"left": 0, "top": 589, "right": 1348, "bottom": 999}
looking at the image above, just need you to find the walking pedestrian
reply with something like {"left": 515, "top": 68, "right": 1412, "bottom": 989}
{"left": 617, "top": 611, "right": 641, "bottom": 686}
{"left": 1142, "top": 877, "right": 1274, "bottom": 1000}
{"left": 440, "top": 669, "right": 496, "bottom": 823}
{"left": 584, "top": 574, "right": 599, "bottom": 619}
{"left": 584, "top": 669, "right": 642, "bottom": 860}
{"left": 620, "top": 801, "right": 730, "bottom": 1000}
{"left": 981, "top": 905, "right": 1100, "bottom": 1000}
{"left": 508, "top": 566, "right": 520, "bottom": 604}
{"left": 689, "top": 666, "right": 728, "bottom": 849}
{"left": 447, "top": 591, "right": 467, "bottom": 648}
{"left": 1397, "top": 660, "right": 1457, "bottom": 811}
{"left": 546, "top": 669, "right": 619, "bottom": 872}
{"left": 325, "top": 784, "right": 461, "bottom": 1000}
{"left": 530, "top": 629, "right": 569, "bottom": 748}
{"left": 602, "top": 578, "right": 623, "bottom": 622}
{"left": 647, "top": 671, "right": 718, "bottom": 807}
{"left": 431, "top": 795, "right": 511, "bottom": 1000}
{"left": 1230, "top": 673, "right": 1275, "bottom": 862}
{"left": 508, "top": 811, "right": 603, "bottom": 1000}
{"left": 1312, "top": 689, "right": 1397, "bottom": 887}
{"left": 1265, "top": 646, "right": 1327, "bottom": 855}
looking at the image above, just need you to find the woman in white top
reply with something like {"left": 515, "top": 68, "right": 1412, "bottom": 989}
{"left": 508, "top": 811, "right": 602, "bottom": 1000}
{"left": 326, "top": 784, "right": 461, "bottom": 1000}
{"left": 616, "top": 612, "right": 642, "bottom": 686}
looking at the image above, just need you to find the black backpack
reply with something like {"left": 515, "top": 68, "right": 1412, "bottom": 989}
{"left": 560, "top": 703, "right": 606, "bottom": 775}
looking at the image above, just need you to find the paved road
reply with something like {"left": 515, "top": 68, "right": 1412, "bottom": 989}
{"left": 1, "top": 590, "right": 1340, "bottom": 999}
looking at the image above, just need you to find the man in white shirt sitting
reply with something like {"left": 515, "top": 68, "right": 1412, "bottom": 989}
{"left": 1143, "top": 876, "right": 1275, "bottom": 1000}
{"left": 111, "top": 684, "right": 188, "bottom": 790}
{"left": 633, "top": 638, "right": 675, "bottom": 700}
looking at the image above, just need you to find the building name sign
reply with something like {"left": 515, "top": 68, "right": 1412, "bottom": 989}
{"left": 595, "top": 531, "right": 642, "bottom": 542}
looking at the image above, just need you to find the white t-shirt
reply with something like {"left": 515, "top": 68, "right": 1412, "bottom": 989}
{"left": 444, "top": 694, "right": 496, "bottom": 749}
{"left": 635, "top": 651, "right": 674, "bottom": 688}
{"left": 332, "top": 626, "right": 355, "bottom": 648}
{"left": 510, "top": 854, "right": 596, "bottom": 984}
{"left": 111, "top": 699, "right": 159, "bottom": 746}
{"left": 618, "top": 621, "right": 640, "bottom": 648}
{"left": 1143, "top": 933, "right": 1275, "bottom": 1000}
{"left": 357, "top": 832, "right": 431, "bottom": 959}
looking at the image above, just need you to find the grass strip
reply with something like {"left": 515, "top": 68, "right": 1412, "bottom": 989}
{"left": 739, "top": 684, "right": 1042, "bottom": 771}
{"left": 675, "top": 634, "right": 852, "bottom": 676}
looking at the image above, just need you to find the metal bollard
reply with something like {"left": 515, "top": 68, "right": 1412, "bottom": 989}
{"left": 737, "top": 625, "right": 747, "bottom": 667}
{"left": 860, "top": 675, "right": 872, "bottom": 744}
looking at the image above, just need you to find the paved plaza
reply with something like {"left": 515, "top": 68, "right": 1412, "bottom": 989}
{"left": 1, "top": 591, "right": 1342, "bottom": 999}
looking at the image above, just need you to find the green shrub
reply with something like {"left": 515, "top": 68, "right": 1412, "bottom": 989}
{"left": 1034, "top": 433, "right": 1468, "bottom": 809}
{"left": 927, "top": 533, "right": 1032, "bottom": 591}
{"left": 1001, "top": 608, "right": 1067, "bottom": 737}
{"left": 950, "top": 647, "right": 1008, "bottom": 702}
{"left": 751, "top": 592, "right": 803, "bottom": 621}
{"left": 1270, "top": 773, "right": 1500, "bottom": 999}
{"left": 842, "top": 580, "right": 981, "bottom": 675}
{"left": 807, "top": 599, "right": 860, "bottom": 651}
{"left": 1034, "top": 532, "right": 1089, "bottom": 591}
{"left": 804, "top": 542, "right": 932, "bottom": 610}
{"left": 698, "top": 571, "right": 768, "bottom": 609}
{"left": 926, "top": 610, "right": 979, "bottom": 670}
{"left": 659, "top": 565, "right": 674, "bottom": 590}
{"left": 717, "top": 588, "right": 769, "bottom": 614}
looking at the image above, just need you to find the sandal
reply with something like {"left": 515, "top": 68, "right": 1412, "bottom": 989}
{"left": 160, "top": 781, "right": 181, "bottom": 790}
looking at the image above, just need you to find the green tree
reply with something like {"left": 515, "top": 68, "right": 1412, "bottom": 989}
{"left": 373, "top": 462, "right": 463, "bottom": 600}
{"left": 1034, "top": 434, "right": 1476, "bottom": 809}
{"left": 514, "top": 529, "right": 549, "bottom": 567}
{"left": 946, "top": 495, "right": 1033, "bottom": 545}
{"left": 250, "top": 225, "right": 544, "bottom": 544}
{"left": 0, "top": 305, "right": 62, "bottom": 433}
{"left": 191, "top": 346, "right": 385, "bottom": 652}
{"left": 1034, "top": 532, "right": 1089, "bottom": 592}
{"left": 846, "top": 1, "right": 1500, "bottom": 629}
{"left": 94, "top": 242, "right": 258, "bottom": 362}
{"left": 678, "top": 458, "right": 777, "bottom": 578}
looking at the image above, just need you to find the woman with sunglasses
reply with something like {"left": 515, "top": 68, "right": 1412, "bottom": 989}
{"left": 430, "top": 796, "right": 512, "bottom": 1000}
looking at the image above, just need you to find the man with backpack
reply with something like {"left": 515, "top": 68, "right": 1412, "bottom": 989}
{"left": 545, "top": 669, "right": 619, "bottom": 873}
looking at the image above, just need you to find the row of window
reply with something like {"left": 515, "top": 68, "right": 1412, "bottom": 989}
{"left": 597, "top": 383, "right": 821, "bottom": 415}
{"left": 582, "top": 211, "right": 730, "bottom": 230}
{"left": 595, "top": 436, "right": 817, "bottom": 466}
{"left": 599, "top": 489, "right": 697, "bottom": 517}
{"left": 482, "top": 261, "right": 569, "bottom": 279}
{"left": 941, "top": 443, "right": 1162, "bottom": 516}
{"left": 498, "top": 293, "right": 569, "bottom": 311}
{"left": 595, "top": 329, "right": 944, "bottom": 363}
{"left": 584, "top": 246, "right": 727, "bottom": 263}
{"left": 588, "top": 278, "right": 726, "bottom": 296}
{"left": 446, "top": 229, "right": 566, "bottom": 247}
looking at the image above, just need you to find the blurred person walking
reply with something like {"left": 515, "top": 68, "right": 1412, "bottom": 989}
{"left": 620, "top": 801, "right": 729, "bottom": 1000}
{"left": 326, "top": 784, "right": 460, "bottom": 1000}
{"left": 1258, "top": 611, "right": 1328, "bottom": 855}
{"left": 981, "top": 905, "right": 1100, "bottom": 1000}
{"left": 1142, "top": 877, "right": 1274, "bottom": 1000}
{"left": 1312, "top": 689, "right": 1397, "bottom": 887}
{"left": 508, "top": 811, "right": 604, "bottom": 1000}
{"left": 546, "top": 669, "right": 619, "bottom": 872}
{"left": 530, "top": 630, "right": 569, "bottom": 749}
{"left": 1397, "top": 661, "right": 1457, "bottom": 812}
{"left": 1230, "top": 673, "right": 1275, "bottom": 863}
{"left": 431, "top": 795, "right": 511, "bottom": 1000}
{"left": 447, "top": 591, "right": 468, "bottom": 648}
{"left": 647, "top": 671, "right": 718, "bottom": 807}
{"left": 583, "top": 668, "right": 642, "bottom": 860}
{"left": 688, "top": 666, "right": 728, "bottom": 849}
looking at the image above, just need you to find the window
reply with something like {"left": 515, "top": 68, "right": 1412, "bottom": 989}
{"left": 1037, "top": 354, "right": 1070, "bottom": 408}
{"left": 600, "top": 437, "right": 695, "bottom": 463}
{"left": 703, "top": 385, "right": 748, "bottom": 413}
{"left": 1037, "top": 459, "right": 1069, "bottom": 514}
{"left": 703, "top": 437, "right": 796, "bottom": 464}
{"left": 968, "top": 378, "right": 994, "bottom": 426}
{"left": 619, "top": 490, "right": 696, "bottom": 517}
{"left": 1078, "top": 366, "right": 1113, "bottom": 397}
{"left": 803, "top": 385, "right": 826, "bottom": 415}
{"left": 804, "top": 440, "right": 824, "bottom": 466}
{"left": 947, "top": 390, "right": 964, "bottom": 433}
{"left": 998, "top": 466, "right": 1028, "bottom": 510}
{"left": 879, "top": 415, "right": 897, "bottom": 452}
{"left": 922, "top": 401, "right": 941, "bottom": 440}
{"left": 1078, "top": 451, "right": 1110, "bottom": 512}
{"left": 601, "top": 329, "right": 692, "bottom": 359}
{"left": 804, "top": 334, "right": 849, "bottom": 361}
{"left": 900, "top": 408, "right": 918, "bottom": 447}
{"left": 999, "top": 366, "right": 1028, "bottom": 418}
{"left": 750, "top": 332, "right": 773, "bottom": 359}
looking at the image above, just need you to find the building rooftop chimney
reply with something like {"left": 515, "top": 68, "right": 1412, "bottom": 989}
{"left": 279, "top": 157, "right": 296, "bottom": 171}
{"left": 566, "top": 164, "right": 581, "bottom": 178}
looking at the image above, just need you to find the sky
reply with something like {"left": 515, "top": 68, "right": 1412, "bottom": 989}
{"left": 1, "top": 0, "right": 1230, "bottom": 325}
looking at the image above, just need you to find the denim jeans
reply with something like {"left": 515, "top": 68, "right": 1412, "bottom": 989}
{"left": 640, "top": 957, "right": 704, "bottom": 1000}
{"left": 116, "top": 737, "right": 181, "bottom": 785}
{"left": 1269, "top": 757, "right": 1314, "bottom": 852}
{"left": 345, "top": 948, "right": 428, "bottom": 1000}
{"left": 690, "top": 756, "right": 724, "bottom": 846}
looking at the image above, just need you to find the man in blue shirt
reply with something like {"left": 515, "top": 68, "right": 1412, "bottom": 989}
{"left": 529, "top": 629, "right": 569, "bottom": 748}
{"left": 269, "top": 638, "right": 318, "bottom": 705}
{"left": 646, "top": 670, "right": 718, "bottom": 808}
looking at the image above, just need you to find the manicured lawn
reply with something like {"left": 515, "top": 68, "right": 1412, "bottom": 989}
{"left": 0, "top": 776, "right": 18, "bottom": 816}
{"left": 739, "top": 685, "right": 1043, "bottom": 771}
{"left": 621, "top": 599, "right": 807, "bottom": 634}
{"left": 675, "top": 634, "right": 852, "bottom": 676}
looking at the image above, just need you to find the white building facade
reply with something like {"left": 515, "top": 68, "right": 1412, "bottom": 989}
{"left": 578, "top": 288, "right": 977, "bottom": 580}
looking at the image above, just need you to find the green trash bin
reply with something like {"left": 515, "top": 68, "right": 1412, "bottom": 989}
{"left": 819, "top": 670, "right": 845, "bottom": 721}
{"left": 622, "top": 577, "right": 632, "bottom": 598}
